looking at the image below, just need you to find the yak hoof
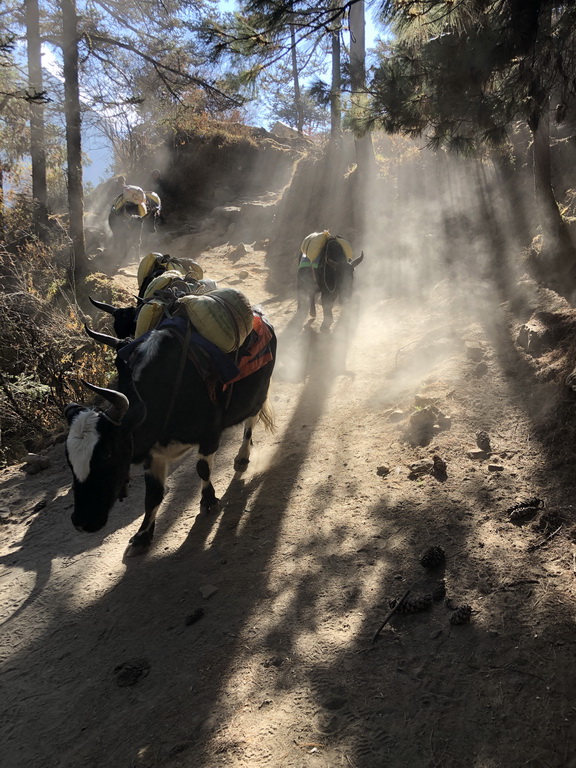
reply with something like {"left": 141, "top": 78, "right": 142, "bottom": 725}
{"left": 124, "top": 528, "right": 154, "bottom": 557}
{"left": 234, "top": 456, "right": 250, "bottom": 473}
{"left": 125, "top": 536, "right": 152, "bottom": 557}
{"left": 200, "top": 497, "right": 220, "bottom": 514}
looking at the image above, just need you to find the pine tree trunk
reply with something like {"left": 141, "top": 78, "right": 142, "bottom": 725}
{"left": 61, "top": 0, "right": 86, "bottom": 283}
{"left": 349, "top": 0, "right": 376, "bottom": 180}
{"left": 290, "top": 25, "right": 304, "bottom": 135}
{"left": 0, "top": 167, "right": 5, "bottom": 242}
{"left": 24, "top": 0, "right": 49, "bottom": 242}
{"left": 530, "top": 110, "right": 576, "bottom": 276}
{"left": 330, "top": 26, "right": 342, "bottom": 146}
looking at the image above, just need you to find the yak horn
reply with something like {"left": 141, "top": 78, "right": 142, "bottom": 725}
{"left": 84, "top": 324, "right": 121, "bottom": 349}
{"left": 80, "top": 381, "right": 129, "bottom": 423}
{"left": 89, "top": 296, "right": 118, "bottom": 315}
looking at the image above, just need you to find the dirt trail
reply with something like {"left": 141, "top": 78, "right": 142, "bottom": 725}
{"left": 2, "top": 241, "right": 576, "bottom": 768}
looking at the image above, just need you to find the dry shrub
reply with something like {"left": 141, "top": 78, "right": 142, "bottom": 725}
{"left": 0, "top": 243, "right": 116, "bottom": 465}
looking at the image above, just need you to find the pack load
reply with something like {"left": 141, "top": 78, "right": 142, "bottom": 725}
{"left": 141, "top": 271, "right": 215, "bottom": 302}
{"left": 135, "top": 271, "right": 218, "bottom": 338}
{"left": 145, "top": 191, "right": 161, "bottom": 211}
{"left": 197, "top": 278, "right": 219, "bottom": 293}
{"left": 112, "top": 185, "right": 147, "bottom": 217}
{"left": 137, "top": 252, "right": 203, "bottom": 291}
{"left": 123, "top": 185, "right": 146, "bottom": 205}
{"left": 135, "top": 299, "right": 165, "bottom": 340}
{"left": 141, "top": 270, "right": 189, "bottom": 301}
{"left": 300, "top": 230, "right": 354, "bottom": 263}
{"left": 177, "top": 288, "right": 254, "bottom": 353}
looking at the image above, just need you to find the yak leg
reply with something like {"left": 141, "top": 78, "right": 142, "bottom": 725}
{"left": 134, "top": 222, "right": 143, "bottom": 259}
{"left": 296, "top": 288, "right": 314, "bottom": 318}
{"left": 296, "top": 268, "right": 316, "bottom": 318}
{"left": 197, "top": 452, "right": 219, "bottom": 513}
{"left": 320, "top": 295, "right": 335, "bottom": 331}
{"left": 234, "top": 416, "right": 257, "bottom": 472}
{"left": 127, "top": 455, "right": 167, "bottom": 554}
{"left": 117, "top": 229, "right": 131, "bottom": 263}
{"left": 309, "top": 291, "right": 317, "bottom": 318}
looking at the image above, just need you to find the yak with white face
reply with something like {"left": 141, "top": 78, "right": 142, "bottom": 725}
{"left": 65, "top": 396, "right": 136, "bottom": 533}
{"left": 65, "top": 318, "right": 276, "bottom": 554}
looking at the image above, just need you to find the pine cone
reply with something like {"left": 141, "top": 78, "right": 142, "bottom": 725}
{"left": 432, "top": 580, "right": 446, "bottom": 602}
{"left": 420, "top": 545, "right": 446, "bottom": 569}
{"left": 506, "top": 498, "right": 544, "bottom": 521}
{"left": 389, "top": 594, "right": 433, "bottom": 613}
{"left": 476, "top": 430, "right": 491, "bottom": 452}
{"left": 450, "top": 604, "right": 472, "bottom": 625}
{"left": 432, "top": 454, "right": 447, "bottom": 476}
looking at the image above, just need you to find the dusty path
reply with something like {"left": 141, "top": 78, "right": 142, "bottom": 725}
{"left": 2, "top": 242, "right": 576, "bottom": 768}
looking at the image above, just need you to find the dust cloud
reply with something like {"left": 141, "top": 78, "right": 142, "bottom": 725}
{"left": 269, "top": 134, "right": 549, "bottom": 414}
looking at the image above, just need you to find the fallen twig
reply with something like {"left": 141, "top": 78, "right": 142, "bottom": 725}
{"left": 395, "top": 341, "right": 419, "bottom": 367}
{"left": 372, "top": 588, "right": 411, "bottom": 644}
{"left": 294, "top": 741, "right": 325, "bottom": 750}
{"left": 496, "top": 578, "right": 540, "bottom": 591}
{"left": 527, "top": 525, "right": 563, "bottom": 552}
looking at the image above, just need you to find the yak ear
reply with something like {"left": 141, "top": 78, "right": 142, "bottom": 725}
{"left": 63, "top": 403, "right": 87, "bottom": 424}
{"left": 351, "top": 251, "right": 364, "bottom": 268}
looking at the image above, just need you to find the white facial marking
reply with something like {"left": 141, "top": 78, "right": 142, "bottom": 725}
{"left": 66, "top": 410, "right": 101, "bottom": 482}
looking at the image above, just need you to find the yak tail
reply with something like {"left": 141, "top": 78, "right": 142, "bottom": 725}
{"left": 258, "top": 395, "right": 276, "bottom": 433}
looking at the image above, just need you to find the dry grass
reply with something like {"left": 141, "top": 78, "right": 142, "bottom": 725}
{"left": 0, "top": 242, "right": 120, "bottom": 465}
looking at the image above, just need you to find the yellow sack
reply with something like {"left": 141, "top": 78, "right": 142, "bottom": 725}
{"left": 137, "top": 253, "right": 187, "bottom": 290}
{"left": 135, "top": 300, "right": 164, "bottom": 338}
{"left": 123, "top": 185, "right": 146, "bottom": 205}
{"left": 122, "top": 185, "right": 147, "bottom": 217}
{"left": 181, "top": 260, "right": 204, "bottom": 282}
{"left": 301, "top": 231, "right": 330, "bottom": 262}
{"left": 301, "top": 231, "right": 354, "bottom": 262}
{"left": 195, "top": 278, "right": 218, "bottom": 294}
{"left": 146, "top": 191, "right": 161, "bottom": 210}
{"left": 112, "top": 193, "right": 124, "bottom": 212}
{"left": 177, "top": 289, "right": 254, "bottom": 353}
{"left": 141, "top": 270, "right": 187, "bottom": 301}
{"left": 332, "top": 235, "right": 354, "bottom": 262}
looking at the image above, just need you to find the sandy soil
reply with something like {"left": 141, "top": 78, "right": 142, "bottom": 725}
{"left": 2, "top": 236, "right": 576, "bottom": 768}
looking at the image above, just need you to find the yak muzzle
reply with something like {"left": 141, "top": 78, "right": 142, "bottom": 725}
{"left": 71, "top": 511, "right": 106, "bottom": 534}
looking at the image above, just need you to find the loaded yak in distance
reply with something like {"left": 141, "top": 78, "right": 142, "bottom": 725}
{"left": 297, "top": 231, "right": 364, "bottom": 331}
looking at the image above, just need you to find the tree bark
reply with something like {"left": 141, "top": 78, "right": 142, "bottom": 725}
{"left": 530, "top": 108, "right": 576, "bottom": 275}
{"left": 290, "top": 25, "right": 304, "bottom": 135}
{"left": 330, "top": 25, "right": 342, "bottom": 147}
{"left": 0, "top": 167, "right": 5, "bottom": 243}
{"left": 349, "top": 0, "right": 376, "bottom": 180}
{"left": 61, "top": 0, "right": 86, "bottom": 283}
{"left": 24, "top": 0, "right": 49, "bottom": 241}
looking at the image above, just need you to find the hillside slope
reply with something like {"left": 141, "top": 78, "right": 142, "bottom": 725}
{"left": 3, "top": 214, "right": 576, "bottom": 767}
